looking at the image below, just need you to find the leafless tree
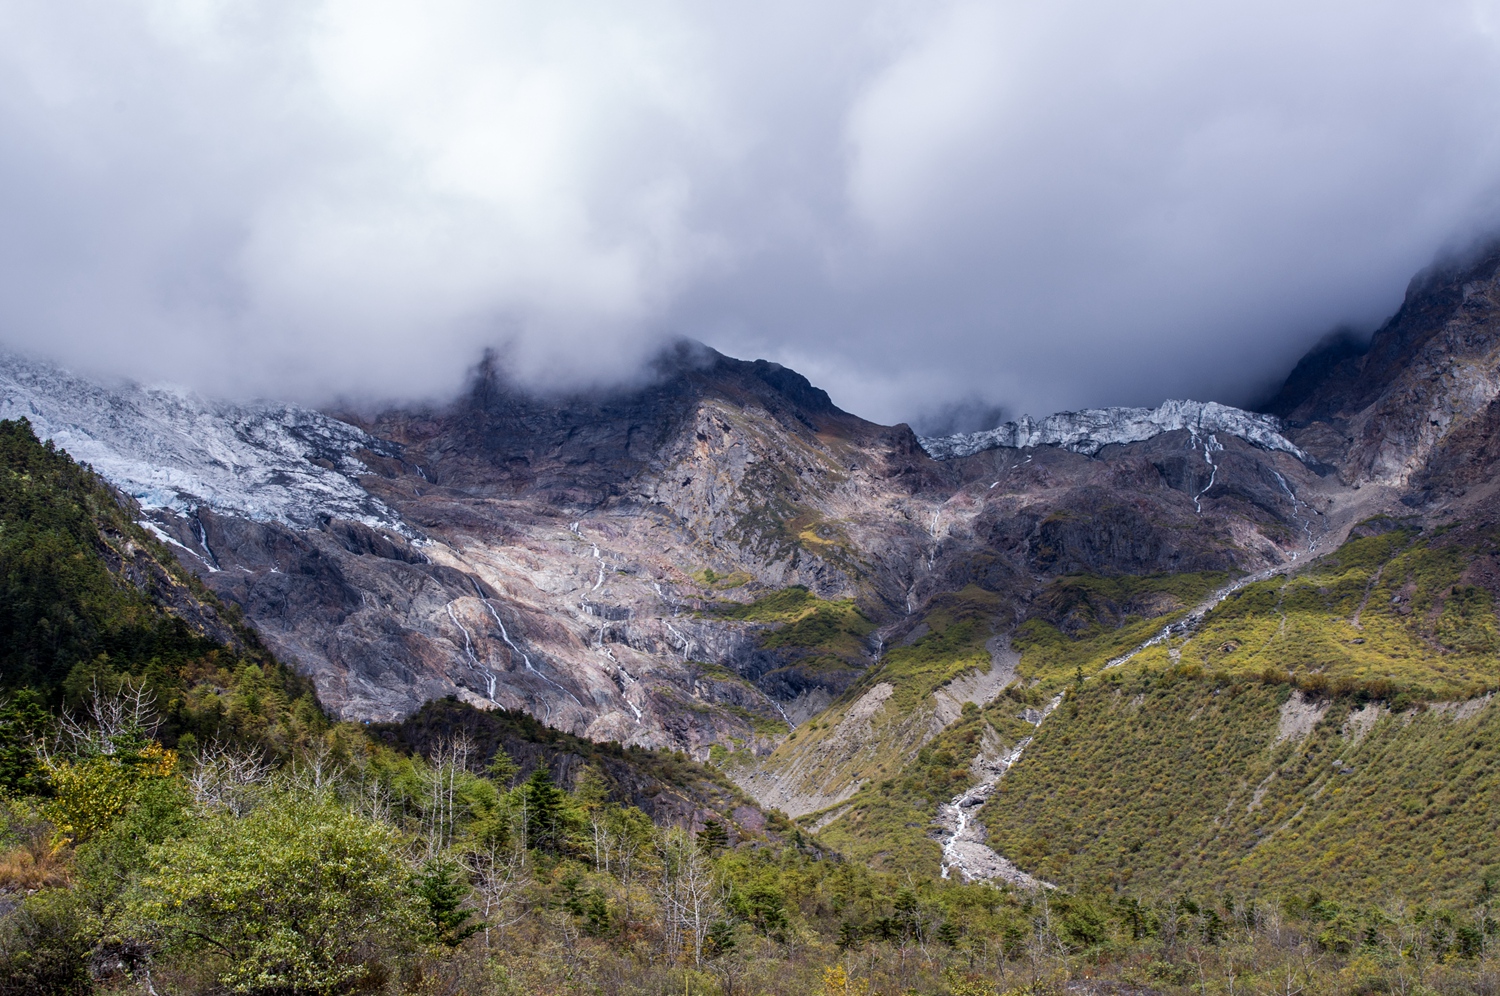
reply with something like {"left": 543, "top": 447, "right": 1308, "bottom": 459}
{"left": 425, "top": 733, "right": 475, "bottom": 855}
{"left": 1024, "top": 894, "right": 1066, "bottom": 990}
{"left": 1380, "top": 899, "right": 1425, "bottom": 996}
{"left": 291, "top": 737, "right": 345, "bottom": 800}
{"left": 186, "top": 742, "right": 270, "bottom": 815}
{"left": 43, "top": 679, "right": 161, "bottom": 762}
{"left": 468, "top": 844, "right": 532, "bottom": 948}
{"left": 591, "top": 810, "right": 611, "bottom": 873}
{"left": 655, "top": 828, "right": 723, "bottom": 966}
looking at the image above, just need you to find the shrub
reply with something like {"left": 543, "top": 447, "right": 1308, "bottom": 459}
{"left": 43, "top": 742, "right": 177, "bottom": 846}
{"left": 0, "top": 889, "right": 90, "bottom": 996}
{"left": 128, "top": 793, "right": 421, "bottom": 993}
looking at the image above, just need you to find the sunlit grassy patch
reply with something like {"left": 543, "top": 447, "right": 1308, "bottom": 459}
{"left": 1013, "top": 572, "right": 1229, "bottom": 689}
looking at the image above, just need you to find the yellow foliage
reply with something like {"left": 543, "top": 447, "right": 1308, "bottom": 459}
{"left": 819, "top": 965, "right": 870, "bottom": 996}
{"left": 44, "top": 742, "right": 178, "bottom": 845}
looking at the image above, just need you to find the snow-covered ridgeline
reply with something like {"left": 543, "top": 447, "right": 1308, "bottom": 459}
{"left": 0, "top": 354, "right": 412, "bottom": 535}
{"left": 919, "top": 399, "right": 1309, "bottom": 463}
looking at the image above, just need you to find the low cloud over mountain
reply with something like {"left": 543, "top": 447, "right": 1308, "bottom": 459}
{"left": 4, "top": 1, "right": 1500, "bottom": 423}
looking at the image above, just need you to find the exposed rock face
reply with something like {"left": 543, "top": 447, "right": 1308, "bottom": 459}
{"left": 1268, "top": 240, "right": 1500, "bottom": 489}
{"left": 0, "top": 340, "right": 1342, "bottom": 750}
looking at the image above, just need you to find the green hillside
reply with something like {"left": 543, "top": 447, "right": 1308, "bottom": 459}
{"left": 1132, "top": 519, "right": 1500, "bottom": 698}
{"left": 981, "top": 669, "right": 1500, "bottom": 903}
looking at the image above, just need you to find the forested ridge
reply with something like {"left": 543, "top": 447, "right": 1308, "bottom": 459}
{"left": 3, "top": 416, "right": 1500, "bottom": 996}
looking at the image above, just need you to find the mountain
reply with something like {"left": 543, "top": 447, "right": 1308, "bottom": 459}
{"left": 5, "top": 241, "right": 1500, "bottom": 900}
{"left": 0, "top": 343, "right": 1330, "bottom": 732}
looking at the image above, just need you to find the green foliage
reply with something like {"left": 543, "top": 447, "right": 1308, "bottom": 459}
{"left": 710, "top": 585, "right": 875, "bottom": 662}
{"left": 0, "top": 889, "right": 90, "bottom": 996}
{"left": 698, "top": 818, "right": 729, "bottom": 855}
{"left": 0, "top": 418, "right": 161, "bottom": 694}
{"left": 0, "top": 691, "right": 51, "bottom": 796}
{"left": 560, "top": 871, "right": 613, "bottom": 937}
{"left": 484, "top": 746, "right": 519, "bottom": 787}
{"left": 0, "top": 419, "right": 325, "bottom": 757}
{"left": 523, "top": 766, "right": 568, "bottom": 854}
{"left": 43, "top": 741, "right": 177, "bottom": 845}
{"left": 1165, "top": 524, "right": 1500, "bottom": 697}
{"left": 131, "top": 793, "right": 422, "bottom": 993}
{"left": 372, "top": 697, "right": 762, "bottom": 834}
{"left": 417, "top": 858, "right": 483, "bottom": 948}
{"left": 871, "top": 587, "right": 1003, "bottom": 711}
{"left": 727, "top": 877, "right": 788, "bottom": 939}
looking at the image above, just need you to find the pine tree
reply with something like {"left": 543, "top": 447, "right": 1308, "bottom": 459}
{"left": 486, "top": 746, "right": 519, "bottom": 787}
{"left": 0, "top": 689, "right": 51, "bottom": 794}
{"left": 698, "top": 818, "right": 729, "bottom": 856}
{"left": 417, "top": 858, "right": 483, "bottom": 947}
{"left": 524, "top": 766, "right": 565, "bottom": 854}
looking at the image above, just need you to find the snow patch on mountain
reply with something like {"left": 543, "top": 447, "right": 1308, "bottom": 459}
{"left": 0, "top": 354, "right": 412, "bottom": 535}
{"left": 918, "top": 399, "right": 1309, "bottom": 462}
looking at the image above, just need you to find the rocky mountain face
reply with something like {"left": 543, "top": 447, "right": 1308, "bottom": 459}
{"left": 0, "top": 343, "right": 1334, "bottom": 739}
{"left": 1268, "top": 240, "right": 1500, "bottom": 493}
{"left": 8, "top": 240, "right": 1500, "bottom": 890}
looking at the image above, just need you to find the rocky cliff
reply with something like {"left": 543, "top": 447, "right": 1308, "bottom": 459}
{"left": 1268, "top": 239, "right": 1500, "bottom": 490}
{"left": 0, "top": 343, "right": 1333, "bottom": 747}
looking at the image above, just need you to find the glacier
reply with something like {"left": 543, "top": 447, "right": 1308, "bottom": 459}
{"left": 918, "top": 399, "right": 1309, "bottom": 463}
{"left": 0, "top": 353, "right": 412, "bottom": 535}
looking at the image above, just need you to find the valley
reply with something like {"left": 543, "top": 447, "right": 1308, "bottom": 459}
{"left": 5, "top": 242, "right": 1500, "bottom": 994}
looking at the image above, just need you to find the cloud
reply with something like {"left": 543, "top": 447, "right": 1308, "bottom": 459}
{"left": 1, "top": 0, "right": 1500, "bottom": 422}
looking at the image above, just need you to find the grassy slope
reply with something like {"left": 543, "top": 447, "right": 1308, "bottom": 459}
{"left": 976, "top": 520, "right": 1500, "bottom": 903}
{"left": 981, "top": 669, "right": 1500, "bottom": 904}
{"left": 1130, "top": 521, "right": 1500, "bottom": 698}
{"left": 1012, "top": 571, "right": 1230, "bottom": 689}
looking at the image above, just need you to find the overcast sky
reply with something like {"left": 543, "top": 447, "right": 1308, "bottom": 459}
{"left": 3, "top": 1, "right": 1500, "bottom": 431}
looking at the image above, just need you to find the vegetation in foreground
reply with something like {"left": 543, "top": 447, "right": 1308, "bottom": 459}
{"left": 7, "top": 686, "right": 1500, "bottom": 996}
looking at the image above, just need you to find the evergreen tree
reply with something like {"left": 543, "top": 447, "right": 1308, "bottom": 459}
{"left": 698, "top": 818, "right": 729, "bottom": 855}
{"left": 417, "top": 858, "right": 483, "bottom": 948}
{"left": 524, "top": 765, "right": 565, "bottom": 853}
{"left": 0, "top": 690, "right": 51, "bottom": 795}
{"left": 485, "top": 746, "right": 519, "bottom": 787}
